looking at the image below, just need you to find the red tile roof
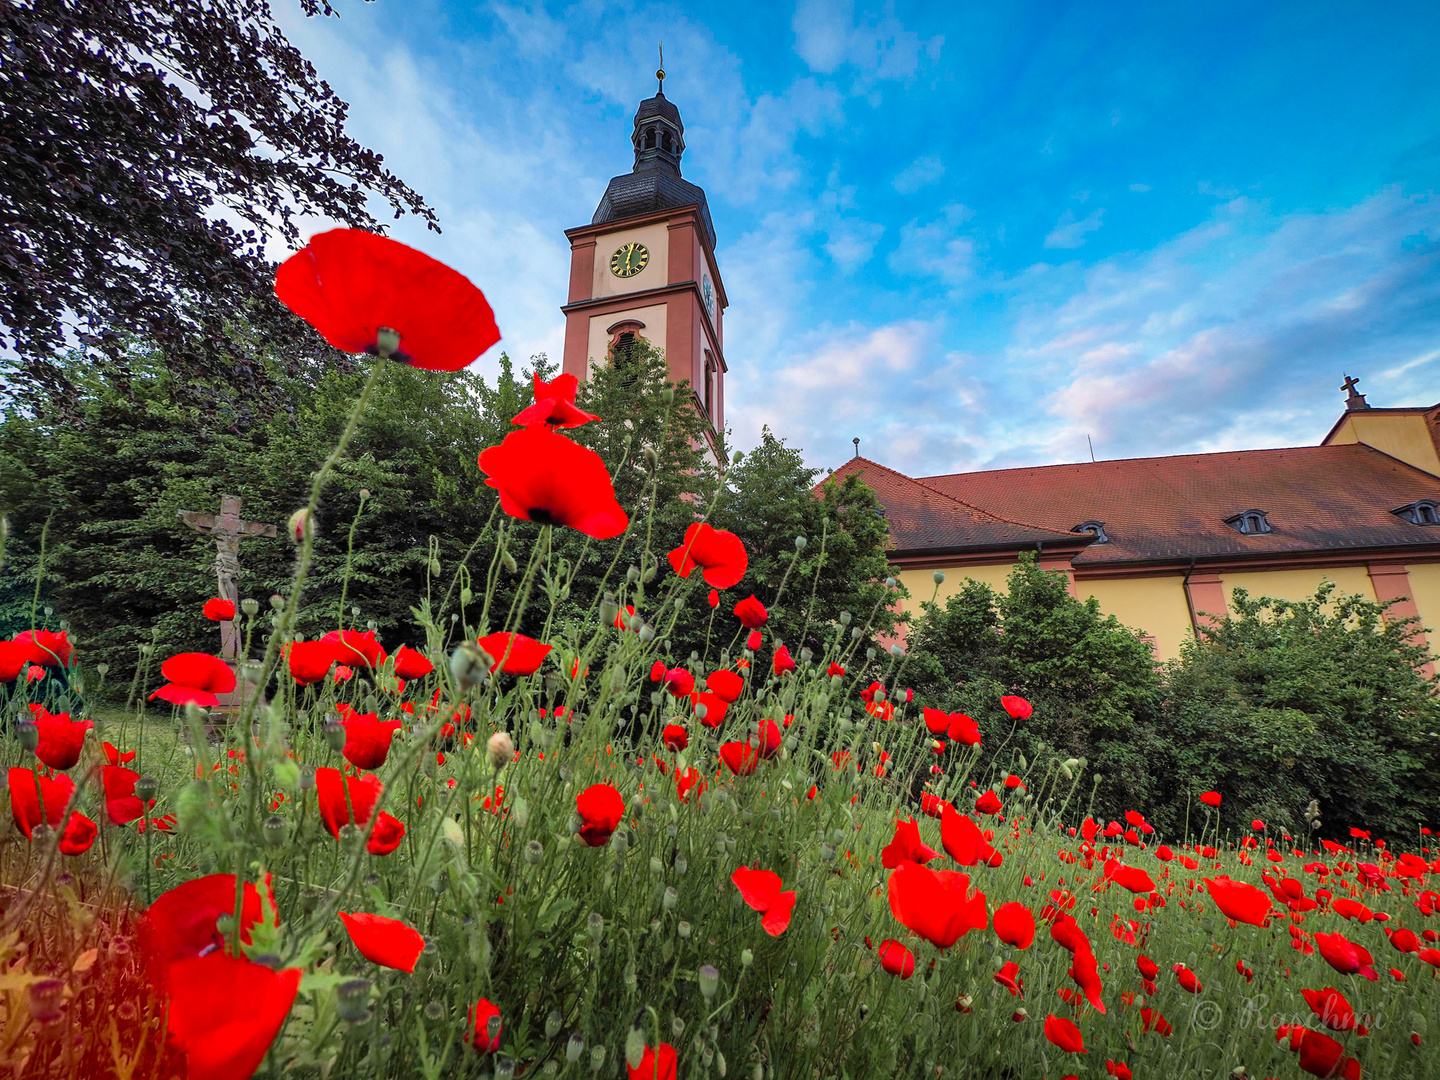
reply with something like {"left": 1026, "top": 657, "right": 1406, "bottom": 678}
{"left": 836, "top": 444, "right": 1440, "bottom": 567}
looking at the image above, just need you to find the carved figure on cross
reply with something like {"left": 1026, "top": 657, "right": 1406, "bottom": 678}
{"left": 178, "top": 495, "right": 277, "bottom": 662}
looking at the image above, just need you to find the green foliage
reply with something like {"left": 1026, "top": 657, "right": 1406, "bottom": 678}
{"left": 1154, "top": 583, "right": 1440, "bottom": 838}
{"left": 905, "top": 553, "right": 1166, "bottom": 817}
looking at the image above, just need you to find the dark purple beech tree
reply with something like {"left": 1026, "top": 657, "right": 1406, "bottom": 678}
{"left": 0, "top": 0, "right": 434, "bottom": 418}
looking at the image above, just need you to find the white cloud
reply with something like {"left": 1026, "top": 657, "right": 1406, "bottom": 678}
{"left": 1129, "top": 182, "right": 1152, "bottom": 193}
{"left": 824, "top": 220, "right": 885, "bottom": 271}
{"left": 792, "top": 0, "right": 943, "bottom": 79}
{"left": 889, "top": 203, "right": 976, "bottom": 284}
{"left": 1044, "top": 208, "right": 1106, "bottom": 249}
{"left": 892, "top": 155, "right": 945, "bottom": 194}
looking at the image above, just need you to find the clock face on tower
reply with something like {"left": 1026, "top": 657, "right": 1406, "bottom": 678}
{"left": 702, "top": 274, "right": 715, "bottom": 320}
{"left": 609, "top": 242, "right": 649, "bottom": 278}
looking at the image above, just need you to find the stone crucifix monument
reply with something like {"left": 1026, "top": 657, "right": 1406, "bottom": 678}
{"left": 178, "top": 495, "right": 277, "bottom": 712}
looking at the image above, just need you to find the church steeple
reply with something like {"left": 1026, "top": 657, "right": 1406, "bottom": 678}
{"left": 631, "top": 54, "right": 685, "bottom": 175}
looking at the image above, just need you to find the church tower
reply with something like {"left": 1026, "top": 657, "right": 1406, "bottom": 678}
{"left": 561, "top": 67, "right": 728, "bottom": 454}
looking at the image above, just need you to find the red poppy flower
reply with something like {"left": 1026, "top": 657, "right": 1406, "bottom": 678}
{"left": 995, "top": 959, "right": 1025, "bottom": 996}
{"left": 1105, "top": 860, "right": 1156, "bottom": 894}
{"left": 881, "top": 818, "right": 942, "bottom": 869}
{"left": 662, "top": 724, "right": 689, "bottom": 751}
{"left": 663, "top": 667, "right": 696, "bottom": 697}
{"left": 1069, "top": 937, "right": 1107, "bottom": 1012}
{"left": 103, "top": 741, "right": 136, "bottom": 765}
{"left": 367, "top": 811, "right": 406, "bottom": 855}
{"left": 772, "top": 646, "right": 796, "bottom": 676}
{"left": 8, "top": 767, "right": 74, "bottom": 837}
{"left": 102, "top": 765, "right": 147, "bottom": 824}
{"left": 339, "top": 912, "right": 425, "bottom": 973}
{"left": 337, "top": 710, "right": 403, "bottom": 770}
{"left": 468, "top": 997, "right": 503, "bottom": 1052}
{"left": 746, "top": 629, "right": 762, "bottom": 651}
{"left": 1277, "top": 1026, "right": 1362, "bottom": 1080}
{"left": 922, "top": 707, "right": 950, "bottom": 735}
{"left": 144, "top": 874, "right": 277, "bottom": 968}
{"left": 1302, "top": 987, "right": 1357, "bottom": 1031}
{"left": 392, "top": 645, "right": 434, "bottom": 680}
{"left": 28, "top": 705, "right": 92, "bottom": 770}
{"left": 733, "top": 594, "right": 768, "bottom": 629}
{"left": 320, "top": 629, "right": 387, "bottom": 669}
{"left": 275, "top": 228, "right": 499, "bottom": 371}
{"left": 667, "top": 523, "right": 748, "bottom": 589}
{"left": 755, "top": 718, "right": 782, "bottom": 759}
{"left": 14, "top": 629, "right": 72, "bottom": 666}
{"left": 731, "top": 866, "right": 796, "bottom": 936}
{"left": 886, "top": 861, "right": 988, "bottom": 948}
{"left": 576, "top": 783, "right": 625, "bottom": 846}
{"left": 708, "top": 588, "right": 720, "bottom": 608}
{"left": 627, "top": 1044, "right": 677, "bottom": 1080}
{"left": 1000, "top": 695, "right": 1032, "bottom": 720}
{"left": 948, "top": 713, "right": 981, "bottom": 746}
{"left": 149, "top": 652, "right": 236, "bottom": 707}
{"left": 675, "top": 767, "right": 705, "bottom": 802}
{"left": 1172, "top": 964, "right": 1202, "bottom": 993}
{"left": 315, "top": 767, "right": 383, "bottom": 838}
{"left": 941, "top": 803, "right": 1000, "bottom": 866}
{"left": 478, "top": 428, "right": 629, "bottom": 539}
{"left": 1204, "top": 877, "right": 1274, "bottom": 928}
{"left": 57, "top": 811, "right": 98, "bottom": 855}
{"left": 1044, "top": 1014, "right": 1086, "bottom": 1053}
{"left": 1314, "top": 931, "right": 1378, "bottom": 981}
{"left": 719, "top": 740, "right": 759, "bottom": 775}
{"left": 511, "top": 372, "right": 601, "bottom": 429}
{"left": 974, "top": 789, "right": 1003, "bottom": 815}
{"left": 202, "top": 598, "right": 236, "bottom": 621}
{"left": 706, "top": 669, "right": 744, "bottom": 703}
{"left": 878, "top": 938, "right": 915, "bottom": 979}
{"left": 286, "top": 640, "right": 341, "bottom": 684}
{"left": 1140, "top": 1007, "right": 1172, "bottom": 1036}
{"left": 25, "top": 664, "right": 44, "bottom": 682}
{"left": 476, "top": 632, "right": 552, "bottom": 675}
{"left": 993, "top": 901, "right": 1036, "bottom": 949}
{"left": 1387, "top": 927, "right": 1421, "bottom": 954}
{"left": 0, "top": 640, "right": 30, "bottom": 681}
{"left": 167, "top": 953, "right": 302, "bottom": 1080}
{"left": 1106, "top": 1061, "right": 1133, "bottom": 1080}
{"left": 1200, "top": 790, "right": 1221, "bottom": 807}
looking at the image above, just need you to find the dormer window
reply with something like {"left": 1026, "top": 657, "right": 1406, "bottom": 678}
{"left": 1225, "top": 510, "right": 1271, "bottom": 535}
{"left": 1393, "top": 500, "right": 1440, "bottom": 526}
{"left": 1073, "top": 520, "right": 1109, "bottom": 544}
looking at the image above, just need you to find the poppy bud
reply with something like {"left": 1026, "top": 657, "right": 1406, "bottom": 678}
{"left": 324, "top": 721, "right": 346, "bottom": 752}
{"left": 885, "top": 576, "right": 897, "bottom": 588}
{"left": 644, "top": 447, "right": 659, "bottom": 469}
{"left": 185, "top": 702, "right": 206, "bottom": 726}
{"left": 625, "top": 1028, "right": 646, "bottom": 1069}
{"left": 375, "top": 326, "right": 401, "bottom": 358}
{"left": 740, "top": 948, "right": 753, "bottom": 967}
{"left": 449, "top": 642, "right": 489, "bottom": 690}
{"left": 487, "top": 732, "right": 515, "bottom": 770}
{"left": 501, "top": 551, "right": 518, "bottom": 574}
{"left": 662, "top": 387, "right": 675, "bottom": 404}
{"left": 263, "top": 814, "right": 287, "bottom": 847}
{"left": 567, "top": 1033, "right": 586, "bottom": 1063}
{"left": 241, "top": 598, "right": 260, "bottom": 617}
{"left": 698, "top": 963, "right": 720, "bottom": 1000}
{"left": 627, "top": 566, "right": 640, "bottom": 583}
{"left": 287, "top": 508, "right": 313, "bottom": 543}
{"left": 14, "top": 719, "right": 38, "bottom": 752}
{"left": 599, "top": 593, "right": 619, "bottom": 625}
{"left": 795, "top": 535, "right": 807, "bottom": 550}
{"left": 336, "top": 978, "right": 372, "bottom": 1023}
{"left": 933, "top": 571, "right": 946, "bottom": 585}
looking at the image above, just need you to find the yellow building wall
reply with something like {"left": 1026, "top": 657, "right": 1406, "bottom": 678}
{"left": 1083, "top": 576, "right": 1194, "bottom": 661}
{"left": 1220, "top": 567, "right": 1376, "bottom": 609}
{"left": 1404, "top": 563, "right": 1440, "bottom": 635}
{"left": 897, "top": 561, "right": 1439, "bottom": 662}
{"left": 1326, "top": 412, "right": 1440, "bottom": 476}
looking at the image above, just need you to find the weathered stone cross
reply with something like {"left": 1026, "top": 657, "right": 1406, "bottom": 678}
{"left": 178, "top": 495, "right": 277, "bottom": 662}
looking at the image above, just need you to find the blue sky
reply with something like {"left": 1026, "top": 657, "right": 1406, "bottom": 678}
{"left": 278, "top": 0, "right": 1440, "bottom": 476}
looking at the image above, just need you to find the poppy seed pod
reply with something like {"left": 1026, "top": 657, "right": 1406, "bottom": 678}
{"left": 740, "top": 948, "right": 753, "bottom": 967}
{"left": 933, "top": 570, "right": 946, "bottom": 584}
{"left": 263, "top": 814, "right": 287, "bottom": 847}
{"left": 27, "top": 979, "right": 65, "bottom": 1025}
{"left": 794, "top": 535, "right": 807, "bottom": 550}
{"left": 14, "top": 720, "right": 38, "bottom": 752}
{"left": 240, "top": 598, "right": 260, "bottom": 617}
{"left": 546, "top": 1010, "right": 563, "bottom": 1038}
{"left": 698, "top": 963, "right": 719, "bottom": 1000}
{"left": 449, "top": 642, "right": 489, "bottom": 690}
{"left": 567, "top": 1033, "right": 586, "bottom": 1063}
{"left": 323, "top": 721, "right": 346, "bottom": 752}
{"left": 336, "top": 979, "right": 372, "bottom": 1023}
{"left": 524, "top": 840, "right": 544, "bottom": 865}
{"left": 625, "top": 1028, "right": 646, "bottom": 1069}
{"left": 590, "top": 1046, "right": 607, "bottom": 1073}
{"left": 287, "top": 508, "right": 313, "bottom": 543}
{"left": 135, "top": 775, "right": 158, "bottom": 802}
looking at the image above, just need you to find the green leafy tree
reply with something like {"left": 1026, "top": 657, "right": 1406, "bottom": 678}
{"left": 905, "top": 553, "right": 1165, "bottom": 817}
{"left": 1154, "top": 584, "right": 1440, "bottom": 839}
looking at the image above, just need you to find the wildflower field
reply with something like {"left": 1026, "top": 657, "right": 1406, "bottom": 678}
{"left": 1, "top": 231, "right": 1437, "bottom": 1080}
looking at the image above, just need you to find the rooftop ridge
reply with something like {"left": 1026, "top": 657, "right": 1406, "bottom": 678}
{"left": 828, "top": 456, "right": 1083, "bottom": 540}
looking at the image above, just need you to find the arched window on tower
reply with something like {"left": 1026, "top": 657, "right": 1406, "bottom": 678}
{"left": 703, "top": 350, "right": 716, "bottom": 421}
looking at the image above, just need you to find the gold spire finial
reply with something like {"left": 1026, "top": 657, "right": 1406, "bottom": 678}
{"left": 656, "top": 43, "right": 665, "bottom": 90}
